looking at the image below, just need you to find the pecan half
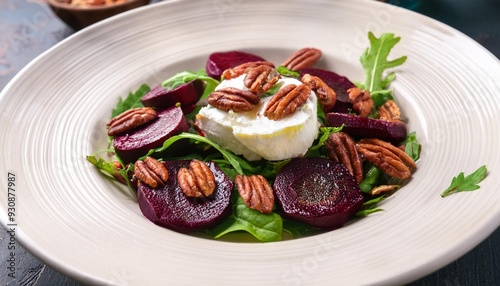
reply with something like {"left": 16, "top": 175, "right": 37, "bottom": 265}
{"left": 106, "top": 107, "right": 157, "bottom": 136}
{"left": 235, "top": 174, "right": 274, "bottom": 214}
{"left": 134, "top": 157, "right": 169, "bottom": 188}
{"left": 243, "top": 65, "right": 281, "bottom": 95}
{"left": 281, "top": 47, "right": 321, "bottom": 71}
{"left": 377, "top": 100, "right": 401, "bottom": 121}
{"left": 177, "top": 159, "right": 216, "bottom": 198}
{"left": 370, "top": 184, "right": 400, "bottom": 196}
{"left": 301, "top": 73, "right": 336, "bottom": 111}
{"left": 221, "top": 61, "right": 274, "bottom": 80}
{"left": 264, "top": 84, "right": 311, "bottom": 120}
{"left": 208, "top": 87, "right": 260, "bottom": 112}
{"left": 357, "top": 138, "right": 417, "bottom": 180}
{"left": 347, "top": 87, "right": 374, "bottom": 117}
{"left": 325, "top": 132, "right": 363, "bottom": 183}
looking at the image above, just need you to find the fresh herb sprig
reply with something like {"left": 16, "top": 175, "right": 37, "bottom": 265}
{"left": 161, "top": 69, "right": 220, "bottom": 99}
{"left": 89, "top": 31, "right": 418, "bottom": 242}
{"left": 209, "top": 195, "right": 283, "bottom": 242}
{"left": 441, "top": 165, "right": 488, "bottom": 198}
{"left": 357, "top": 32, "right": 407, "bottom": 107}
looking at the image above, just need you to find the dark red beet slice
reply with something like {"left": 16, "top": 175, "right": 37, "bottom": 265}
{"left": 300, "top": 68, "right": 355, "bottom": 113}
{"left": 273, "top": 158, "right": 364, "bottom": 229}
{"left": 206, "top": 50, "right": 267, "bottom": 80}
{"left": 141, "top": 79, "right": 204, "bottom": 110}
{"left": 326, "top": 112, "right": 407, "bottom": 143}
{"left": 113, "top": 106, "right": 189, "bottom": 164}
{"left": 137, "top": 160, "right": 233, "bottom": 233}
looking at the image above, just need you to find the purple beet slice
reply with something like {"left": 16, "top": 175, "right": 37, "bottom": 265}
{"left": 326, "top": 112, "right": 407, "bottom": 143}
{"left": 141, "top": 79, "right": 205, "bottom": 110}
{"left": 273, "top": 158, "right": 364, "bottom": 229}
{"left": 206, "top": 50, "right": 268, "bottom": 80}
{"left": 113, "top": 106, "right": 189, "bottom": 164}
{"left": 300, "top": 68, "right": 355, "bottom": 113}
{"left": 137, "top": 160, "right": 233, "bottom": 233}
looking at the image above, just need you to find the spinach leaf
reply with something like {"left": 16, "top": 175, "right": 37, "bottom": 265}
{"left": 209, "top": 196, "right": 283, "bottom": 242}
{"left": 144, "top": 132, "right": 247, "bottom": 175}
{"left": 161, "top": 69, "right": 220, "bottom": 99}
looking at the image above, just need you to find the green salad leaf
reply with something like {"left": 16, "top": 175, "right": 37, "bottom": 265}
{"left": 209, "top": 195, "right": 283, "bottom": 242}
{"left": 305, "top": 125, "right": 344, "bottom": 157}
{"left": 262, "top": 81, "right": 284, "bottom": 97}
{"left": 402, "top": 131, "right": 421, "bottom": 161}
{"left": 276, "top": 66, "right": 300, "bottom": 78}
{"left": 86, "top": 154, "right": 119, "bottom": 179}
{"left": 111, "top": 84, "right": 150, "bottom": 117}
{"left": 86, "top": 154, "right": 136, "bottom": 198}
{"left": 161, "top": 69, "right": 220, "bottom": 99}
{"left": 359, "top": 164, "right": 383, "bottom": 193}
{"left": 357, "top": 32, "right": 407, "bottom": 107}
{"left": 89, "top": 31, "right": 419, "bottom": 243}
{"left": 356, "top": 196, "right": 386, "bottom": 217}
{"left": 441, "top": 165, "right": 488, "bottom": 198}
{"left": 144, "top": 132, "right": 247, "bottom": 175}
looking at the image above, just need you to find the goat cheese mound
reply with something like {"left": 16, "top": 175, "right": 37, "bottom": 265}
{"left": 196, "top": 74, "right": 318, "bottom": 161}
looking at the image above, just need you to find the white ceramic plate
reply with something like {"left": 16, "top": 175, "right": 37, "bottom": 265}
{"left": 1, "top": 0, "right": 499, "bottom": 285}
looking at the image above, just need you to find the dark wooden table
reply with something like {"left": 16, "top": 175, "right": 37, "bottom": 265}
{"left": 1, "top": 0, "right": 499, "bottom": 285}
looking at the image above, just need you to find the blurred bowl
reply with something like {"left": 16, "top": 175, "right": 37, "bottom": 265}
{"left": 48, "top": 0, "right": 150, "bottom": 30}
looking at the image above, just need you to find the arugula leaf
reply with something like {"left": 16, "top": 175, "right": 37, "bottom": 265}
{"left": 356, "top": 195, "right": 386, "bottom": 217}
{"left": 209, "top": 196, "right": 283, "bottom": 242}
{"left": 356, "top": 207, "right": 384, "bottom": 217}
{"left": 282, "top": 219, "right": 321, "bottom": 238}
{"left": 441, "top": 165, "right": 488, "bottom": 198}
{"left": 358, "top": 32, "right": 407, "bottom": 107}
{"left": 360, "top": 32, "right": 407, "bottom": 92}
{"left": 402, "top": 131, "right": 421, "bottom": 161}
{"left": 144, "top": 132, "right": 247, "bottom": 175}
{"left": 86, "top": 154, "right": 136, "bottom": 198}
{"left": 306, "top": 125, "right": 344, "bottom": 154}
{"left": 371, "top": 89, "right": 394, "bottom": 108}
{"left": 262, "top": 81, "right": 284, "bottom": 97}
{"left": 161, "top": 69, "right": 220, "bottom": 99}
{"left": 111, "top": 84, "right": 150, "bottom": 117}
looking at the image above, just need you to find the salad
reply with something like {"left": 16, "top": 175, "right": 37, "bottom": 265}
{"left": 88, "top": 32, "right": 421, "bottom": 242}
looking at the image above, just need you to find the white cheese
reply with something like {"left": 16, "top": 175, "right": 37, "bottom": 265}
{"left": 196, "top": 74, "right": 318, "bottom": 161}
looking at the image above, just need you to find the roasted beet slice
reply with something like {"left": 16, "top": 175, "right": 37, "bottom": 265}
{"left": 137, "top": 160, "right": 233, "bottom": 232}
{"left": 206, "top": 50, "right": 267, "bottom": 80}
{"left": 141, "top": 79, "right": 205, "bottom": 110}
{"left": 326, "top": 112, "right": 407, "bottom": 143}
{"left": 113, "top": 106, "right": 189, "bottom": 164}
{"left": 273, "top": 158, "right": 364, "bottom": 229}
{"left": 300, "top": 68, "right": 355, "bottom": 113}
